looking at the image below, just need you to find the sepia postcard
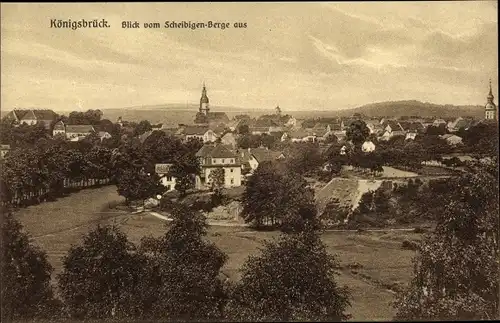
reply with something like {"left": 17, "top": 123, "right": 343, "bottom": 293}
{"left": 1, "top": 2, "right": 499, "bottom": 322}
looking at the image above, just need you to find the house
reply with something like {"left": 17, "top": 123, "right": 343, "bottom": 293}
{"left": 404, "top": 122, "right": 425, "bottom": 140}
{"left": 182, "top": 126, "right": 218, "bottom": 143}
{"left": 155, "top": 163, "right": 176, "bottom": 192}
{"left": 361, "top": 141, "right": 376, "bottom": 152}
{"left": 0, "top": 144, "right": 10, "bottom": 159}
{"left": 220, "top": 132, "right": 237, "bottom": 148}
{"left": 237, "top": 149, "right": 260, "bottom": 174}
{"left": 249, "top": 147, "right": 285, "bottom": 165}
{"left": 382, "top": 120, "right": 404, "bottom": 133}
{"left": 433, "top": 119, "right": 447, "bottom": 127}
{"left": 281, "top": 130, "right": 317, "bottom": 143}
{"left": 195, "top": 144, "right": 242, "bottom": 189}
{"left": 365, "top": 122, "right": 383, "bottom": 135}
{"left": 209, "top": 123, "right": 227, "bottom": 137}
{"left": 3, "top": 109, "right": 58, "bottom": 129}
{"left": 237, "top": 147, "right": 285, "bottom": 174}
{"left": 447, "top": 117, "right": 473, "bottom": 133}
{"left": 440, "top": 134, "right": 463, "bottom": 146}
{"left": 53, "top": 121, "right": 95, "bottom": 139}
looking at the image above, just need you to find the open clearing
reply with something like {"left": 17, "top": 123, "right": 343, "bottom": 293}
{"left": 14, "top": 185, "right": 420, "bottom": 321}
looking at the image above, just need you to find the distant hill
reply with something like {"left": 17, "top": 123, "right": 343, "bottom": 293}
{"left": 335, "top": 100, "right": 485, "bottom": 119}
{"left": 2, "top": 100, "right": 486, "bottom": 124}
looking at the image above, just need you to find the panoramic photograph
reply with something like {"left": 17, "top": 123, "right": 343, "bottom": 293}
{"left": 1, "top": 1, "right": 499, "bottom": 322}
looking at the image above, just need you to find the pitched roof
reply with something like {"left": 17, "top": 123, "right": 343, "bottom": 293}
{"left": 405, "top": 122, "right": 424, "bottom": 132}
{"left": 250, "top": 148, "right": 284, "bottom": 163}
{"left": 11, "top": 109, "right": 57, "bottom": 121}
{"left": 184, "top": 125, "right": 209, "bottom": 135}
{"left": 196, "top": 144, "right": 215, "bottom": 157}
{"left": 207, "top": 112, "right": 229, "bottom": 121}
{"left": 21, "top": 110, "right": 37, "bottom": 120}
{"left": 208, "top": 144, "right": 237, "bottom": 158}
{"left": 385, "top": 120, "right": 403, "bottom": 131}
{"left": 66, "top": 125, "right": 95, "bottom": 133}
{"left": 33, "top": 110, "right": 58, "bottom": 120}
{"left": 452, "top": 118, "right": 473, "bottom": 130}
{"left": 287, "top": 130, "right": 314, "bottom": 138}
{"left": 139, "top": 130, "right": 153, "bottom": 143}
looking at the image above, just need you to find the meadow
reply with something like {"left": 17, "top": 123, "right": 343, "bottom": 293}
{"left": 15, "top": 185, "right": 420, "bottom": 321}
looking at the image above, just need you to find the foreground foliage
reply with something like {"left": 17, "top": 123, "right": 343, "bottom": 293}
{"left": 226, "top": 230, "right": 351, "bottom": 321}
{"left": 1, "top": 208, "right": 60, "bottom": 320}
{"left": 394, "top": 160, "right": 499, "bottom": 320}
{"left": 138, "top": 204, "right": 228, "bottom": 320}
{"left": 57, "top": 225, "right": 144, "bottom": 319}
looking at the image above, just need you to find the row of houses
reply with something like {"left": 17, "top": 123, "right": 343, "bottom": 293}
{"left": 155, "top": 144, "right": 287, "bottom": 191}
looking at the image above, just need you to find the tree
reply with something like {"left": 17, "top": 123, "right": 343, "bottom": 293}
{"left": 285, "top": 142, "right": 323, "bottom": 176}
{"left": 236, "top": 123, "right": 250, "bottom": 135}
{"left": 116, "top": 168, "right": 164, "bottom": 206}
{"left": 132, "top": 120, "right": 152, "bottom": 137}
{"left": 86, "top": 146, "right": 113, "bottom": 184}
{"left": 168, "top": 152, "right": 200, "bottom": 198}
{"left": 346, "top": 120, "right": 369, "bottom": 149}
{"left": 209, "top": 168, "right": 225, "bottom": 195}
{"left": 394, "top": 164, "right": 499, "bottom": 320}
{"left": 57, "top": 225, "right": 144, "bottom": 319}
{"left": 137, "top": 205, "right": 228, "bottom": 320}
{"left": 241, "top": 162, "right": 318, "bottom": 232}
{"left": 225, "top": 230, "right": 351, "bottom": 321}
{"left": 1, "top": 208, "right": 59, "bottom": 320}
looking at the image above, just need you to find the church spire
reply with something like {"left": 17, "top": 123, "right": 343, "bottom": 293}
{"left": 200, "top": 82, "right": 210, "bottom": 115}
{"left": 488, "top": 78, "right": 494, "bottom": 101}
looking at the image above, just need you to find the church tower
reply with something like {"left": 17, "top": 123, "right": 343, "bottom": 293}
{"left": 199, "top": 83, "right": 210, "bottom": 116}
{"left": 485, "top": 79, "right": 497, "bottom": 120}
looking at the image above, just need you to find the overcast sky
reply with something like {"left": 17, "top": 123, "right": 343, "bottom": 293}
{"left": 1, "top": 2, "right": 498, "bottom": 112}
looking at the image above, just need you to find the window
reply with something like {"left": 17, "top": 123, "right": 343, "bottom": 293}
{"left": 230, "top": 169, "right": 233, "bottom": 173}
{"left": 167, "top": 176, "right": 172, "bottom": 181}
{"left": 231, "top": 159, "right": 234, "bottom": 163}
{"left": 222, "top": 159, "right": 225, "bottom": 164}
{"left": 212, "top": 158, "right": 216, "bottom": 164}
{"left": 166, "top": 185, "right": 171, "bottom": 191}
{"left": 231, "top": 179, "right": 234, "bottom": 184}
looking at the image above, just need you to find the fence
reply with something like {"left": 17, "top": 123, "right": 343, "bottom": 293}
{"left": 3, "top": 177, "right": 111, "bottom": 207}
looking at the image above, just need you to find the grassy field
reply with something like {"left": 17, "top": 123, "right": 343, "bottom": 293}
{"left": 14, "top": 185, "right": 420, "bottom": 321}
